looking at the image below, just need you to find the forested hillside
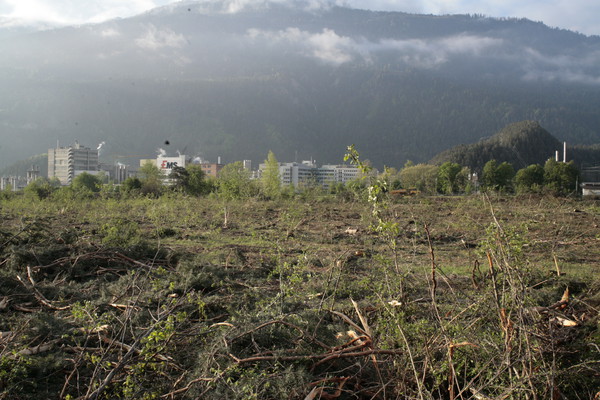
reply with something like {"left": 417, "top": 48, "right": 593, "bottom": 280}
{"left": 1, "top": 2, "right": 600, "bottom": 169}
{"left": 430, "top": 121, "right": 600, "bottom": 172}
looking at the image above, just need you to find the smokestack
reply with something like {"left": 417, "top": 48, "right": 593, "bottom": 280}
{"left": 563, "top": 142, "right": 567, "bottom": 163}
{"left": 218, "top": 156, "right": 221, "bottom": 164}
{"left": 555, "top": 151, "right": 559, "bottom": 162}
{"left": 97, "top": 141, "right": 106, "bottom": 157}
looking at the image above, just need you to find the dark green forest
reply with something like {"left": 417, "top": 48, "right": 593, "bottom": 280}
{"left": 2, "top": 4, "right": 600, "bottom": 169}
{"left": 430, "top": 120, "right": 600, "bottom": 173}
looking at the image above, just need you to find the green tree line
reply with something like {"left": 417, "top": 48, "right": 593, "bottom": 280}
{"left": 9, "top": 151, "right": 580, "bottom": 204}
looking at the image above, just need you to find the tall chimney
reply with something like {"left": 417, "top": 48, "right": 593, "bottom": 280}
{"left": 563, "top": 142, "right": 567, "bottom": 163}
{"left": 555, "top": 151, "right": 559, "bottom": 162}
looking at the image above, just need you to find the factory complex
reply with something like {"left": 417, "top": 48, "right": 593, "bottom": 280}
{"left": 1, "top": 141, "right": 361, "bottom": 191}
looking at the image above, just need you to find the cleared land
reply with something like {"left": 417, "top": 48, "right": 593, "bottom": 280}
{"left": 0, "top": 194, "right": 598, "bottom": 399}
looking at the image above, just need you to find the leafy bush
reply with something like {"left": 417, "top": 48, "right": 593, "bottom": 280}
{"left": 100, "top": 218, "right": 143, "bottom": 248}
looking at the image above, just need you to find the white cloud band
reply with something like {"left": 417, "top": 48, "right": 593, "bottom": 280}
{"left": 247, "top": 27, "right": 503, "bottom": 67}
{"left": 135, "top": 24, "right": 186, "bottom": 50}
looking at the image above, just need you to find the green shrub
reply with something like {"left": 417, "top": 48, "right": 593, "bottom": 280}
{"left": 100, "top": 218, "right": 143, "bottom": 248}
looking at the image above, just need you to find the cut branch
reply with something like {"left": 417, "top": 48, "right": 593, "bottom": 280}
{"left": 16, "top": 266, "right": 71, "bottom": 311}
{"left": 230, "top": 348, "right": 401, "bottom": 365}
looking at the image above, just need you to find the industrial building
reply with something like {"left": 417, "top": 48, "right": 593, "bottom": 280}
{"left": 0, "top": 176, "right": 20, "bottom": 191}
{"left": 48, "top": 141, "right": 99, "bottom": 185}
{"left": 198, "top": 162, "right": 224, "bottom": 178}
{"left": 140, "top": 155, "right": 226, "bottom": 180}
{"left": 258, "top": 161, "right": 360, "bottom": 189}
{"left": 158, "top": 154, "right": 186, "bottom": 185}
{"left": 138, "top": 155, "right": 187, "bottom": 185}
{"left": 581, "top": 182, "right": 600, "bottom": 197}
{"left": 97, "top": 162, "right": 137, "bottom": 184}
{"left": 0, "top": 165, "right": 40, "bottom": 191}
{"left": 40, "top": 143, "right": 359, "bottom": 190}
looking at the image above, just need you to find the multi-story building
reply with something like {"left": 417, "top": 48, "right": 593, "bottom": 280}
{"left": 317, "top": 164, "right": 361, "bottom": 189}
{"left": 48, "top": 141, "right": 99, "bottom": 185}
{"left": 197, "top": 162, "right": 224, "bottom": 178}
{"left": 258, "top": 160, "right": 360, "bottom": 189}
{"left": 279, "top": 161, "right": 319, "bottom": 187}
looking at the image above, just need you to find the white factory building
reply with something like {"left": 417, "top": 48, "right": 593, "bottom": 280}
{"left": 258, "top": 160, "right": 360, "bottom": 189}
{"left": 48, "top": 141, "right": 99, "bottom": 185}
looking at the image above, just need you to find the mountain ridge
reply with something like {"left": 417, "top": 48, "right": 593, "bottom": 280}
{"left": 1, "top": 2, "right": 599, "bottom": 170}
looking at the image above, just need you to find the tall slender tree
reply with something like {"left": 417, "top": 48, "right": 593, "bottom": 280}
{"left": 261, "top": 150, "right": 281, "bottom": 199}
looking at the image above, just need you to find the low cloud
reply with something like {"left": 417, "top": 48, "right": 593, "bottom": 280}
{"left": 521, "top": 47, "right": 600, "bottom": 84}
{"left": 135, "top": 24, "right": 186, "bottom": 50}
{"left": 99, "top": 27, "right": 120, "bottom": 37}
{"left": 371, "top": 35, "right": 504, "bottom": 68}
{"left": 248, "top": 27, "right": 355, "bottom": 65}
{"left": 307, "top": 29, "right": 359, "bottom": 64}
{"left": 193, "top": 0, "right": 338, "bottom": 14}
{"left": 246, "top": 26, "right": 600, "bottom": 84}
{"left": 247, "top": 27, "right": 503, "bottom": 67}
{"left": 248, "top": 27, "right": 357, "bottom": 64}
{"left": 96, "top": 50, "right": 124, "bottom": 60}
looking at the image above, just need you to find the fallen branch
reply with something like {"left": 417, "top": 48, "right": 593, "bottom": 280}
{"left": 16, "top": 267, "right": 71, "bottom": 311}
{"left": 231, "top": 319, "right": 330, "bottom": 350}
{"left": 85, "top": 298, "right": 184, "bottom": 400}
{"left": 112, "top": 251, "right": 158, "bottom": 269}
{"left": 469, "top": 387, "right": 493, "bottom": 400}
{"left": 29, "top": 250, "right": 165, "bottom": 274}
{"left": 350, "top": 298, "right": 372, "bottom": 338}
{"left": 332, "top": 335, "right": 370, "bottom": 352}
{"left": 306, "top": 376, "right": 349, "bottom": 400}
{"left": 100, "top": 335, "right": 175, "bottom": 363}
{"left": 108, "top": 303, "right": 140, "bottom": 311}
{"left": 160, "top": 376, "right": 217, "bottom": 399}
{"left": 0, "top": 296, "right": 9, "bottom": 310}
{"left": 12, "top": 304, "right": 40, "bottom": 313}
{"left": 330, "top": 311, "right": 370, "bottom": 338}
{"left": 9, "top": 339, "right": 62, "bottom": 359}
{"left": 0, "top": 331, "right": 13, "bottom": 338}
{"left": 230, "top": 348, "right": 402, "bottom": 365}
{"left": 210, "top": 322, "right": 235, "bottom": 329}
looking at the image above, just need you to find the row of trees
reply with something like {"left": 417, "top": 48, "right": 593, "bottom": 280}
{"left": 392, "top": 158, "right": 579, "bottom": 195}
{"left": 481, "top": 158, "right": 579, "bottom": 195}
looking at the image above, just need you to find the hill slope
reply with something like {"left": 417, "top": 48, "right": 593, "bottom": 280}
{"left": 430, "top": 120, "right": 600, "bottom": 172}
{"left": 1, "top": 2, "right": 600, "bottom": 170}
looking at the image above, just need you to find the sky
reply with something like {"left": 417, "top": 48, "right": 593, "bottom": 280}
{"left": 0, "top": 0, "right": 599, "bottom": 36}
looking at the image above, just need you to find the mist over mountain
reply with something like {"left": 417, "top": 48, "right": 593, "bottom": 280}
{"left": 1, "top": 0, "right": 600, "bottom": 170}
